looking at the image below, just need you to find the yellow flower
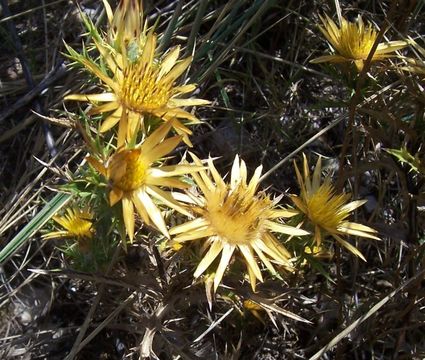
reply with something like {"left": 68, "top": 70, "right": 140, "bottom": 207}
{"left": 65, "top": 2, "right": 209, "bottom": 147}
{"left": 170, "top": 154, "right": 309, "bottom": 292}
{"left": 87, "top": 121, "right": 201, "bottom": 241}
{"left": 311, "top": 14, "right": 408, "bottom": 71}
{"left": 290, "top": 154, "right": 379, "bottom": 261}
{"left": 43, "top": 207, "right": 94, "bottom": 240}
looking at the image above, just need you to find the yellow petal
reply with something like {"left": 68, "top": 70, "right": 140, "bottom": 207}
{"left": 333, "top": 234, "right": 366, "bottom": 261}
{"left": 340, "top": 200, "right": 367, "bottom": 213}
{"left": 214, "top": 243, "right": 235, "bottom": 292}
{"left": 88, "top": 101, "right": 120, "bottom": 115}
{"left": 239, "top": 244, "right": 263, "bottom": 283}
{"left": 252, "top": 243, "right": 277, "bottom": 276}
{"left": 65, "top": 92, "right": 117, "bottom": 103}
{"left": 247, "top": 164, "right": 262, "bottom": 196}
{"left": 264, "top": 220, "right": 309, "bottom": 236}
{"left": 117, "top": 106, "right": 128, "bottom": 148}
{"left": 101, "top": 0, "right": 113, "bottom": 24}
{"left": 139, "top": 31, "right": 156, "bottom": 69}
{"left": 170, "top": 217, "right": 209, "bottom": 235}
{"left": 207, "top": 157, "right": 226, "bottom": 190}
{"left": 86, "top": 156, "right": 107, "bottom": 176}
{"left": 173, "top": 227, "right": 215, "bottom": 242}
{"left": 144, "top": 135, "right": 182, "bottom": 165}
{"left": 122, "top": 196, "right": 135, "bottom": 242}
{"left": 231, "top": 154, "right": 241, "bottom": 188}
{"left": 145, "top": 185, "right": 192, "bottom": 217}
{"left": 131, "top": 189, "right": 151, "bottom": 226}
{"left": 312, "top": 156, "right": 322, "bottom": 191}
{"left": 162, "top": 56, "right": 192, "bottom": 84}
{"left": 157, "top": 107, "right": 200, "bottom": 123}
{"left": 42, "top": 230, "right": 69, "bottom": 239}
{"left": 247, "top": 265, "right": 257, "bottom": 292}
{"left": 173, "top": 84, "right": 197, "bottom": 94}
{"left": 100, "top": 107, "right": 122, "bottom": 132}
{"left": 337, "top": 223, "right": 380, "bottom": 240}
{"left": 109, "top": 187, "right": 123, "bottom": 206}
{"left": 310, "top": 54, "right": 349, "bottom": 64}
{"left": 194, "top": 239, "right": 223, "bottom": 278}
{"left": 137, "top": 190, "right": 170, "bottom": 238}
{"left": 168, "top": 98, "right": 211, "bottom": 107}
{"left": 376, "top": 40, "right": 408, "bottom": 54}
{"left": 354, "top": 60, "right": 364, "bottom": 71}
{"left": 268, "top": 208, "right": 299, "bottom": 218}
{"left": 148, "top": 164, "right": 204, "bottom": 178}
{"left": 158, "top": 46, "right": 180, "bottom": 79}
{"left": 141, "top": 120, "right": 173, "bottom": 153}
{"left": 146, "top": 176, "right": 189, "bottom": 189}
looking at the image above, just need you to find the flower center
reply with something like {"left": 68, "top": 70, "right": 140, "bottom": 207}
{"left": 121, "top": 60, "right": 172, "bottom": 113}
{"left": 206, "top": 186, "right": 271, "bottom": 245}
{"left": 339, "top": 24, "right": 377, "bottom": 59}
{"left": 305, "top": 183, "right": 350, "bottom": 230}
{"left": 113, "top": 151, "right": 147, "bottom": 192}
{"left": 71, "top": 218, "right": 93, "bottom": 238}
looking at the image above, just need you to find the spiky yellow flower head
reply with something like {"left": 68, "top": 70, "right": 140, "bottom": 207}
{"left": 170, "top": 154, "right": 309, "bottom": 292}
{"left": 290, "top": 154, "right": 379, "bottom": 261}
{"left": 311, "top": 14, "right": 408, "bottom": 71}
{"left": 43, "top": 207, "right": 94, "bottom": 241}
{"left": 65, "top": 1, "right": 209, "bottom": 147}
{"left": 87, "top": 120, "right": 201, "bottom": 241}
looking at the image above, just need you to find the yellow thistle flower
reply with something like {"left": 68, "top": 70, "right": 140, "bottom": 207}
{"left": 65, "top": 3, "right": 209, "bottom": 147}
{"left": 87, "top": 120, "right": 201, "bottom": 241}
{"left": 311, "top": 14, "right": 408, "bottom": 71}
{"left": 170, "top": 154, "right": 309, "bottom": 292}
{"left": 290, "top": 154, "right": 379, "bottom": 261}
{"left": 43, "top": 207, "right": 94, "bottom": 240}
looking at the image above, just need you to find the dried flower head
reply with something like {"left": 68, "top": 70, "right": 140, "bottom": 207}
{"left": 170, "top": 154, "right": 308, "bottom": 292}
{"left": 291, "top": 154, "right": 379, "bottom": 260}
{"left": 311, "top": 14, "right": 408, "bottom": 71}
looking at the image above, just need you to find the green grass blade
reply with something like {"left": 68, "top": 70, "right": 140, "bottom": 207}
{"left": 157, "top": 1, "right": 183, "bottom": 53}
{"left": 185, "top": 0, "right": 209, "bottom": 57}
{"left": 0, "top": 192, "right": 72, "bottom": 264}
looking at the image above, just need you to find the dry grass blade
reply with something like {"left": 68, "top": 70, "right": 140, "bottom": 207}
{"left": 250, "top": 294, "right": 312, "bottom": 324}
{"left": 309, "top": 268, "right": 425, "bottom": 360}
{"left": 193, "top": 307, "right": 234, "bottom": 343}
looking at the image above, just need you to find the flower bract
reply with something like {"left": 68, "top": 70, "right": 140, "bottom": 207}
{"left": 170, "top": 154, "right": 309, "bottom": 292}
